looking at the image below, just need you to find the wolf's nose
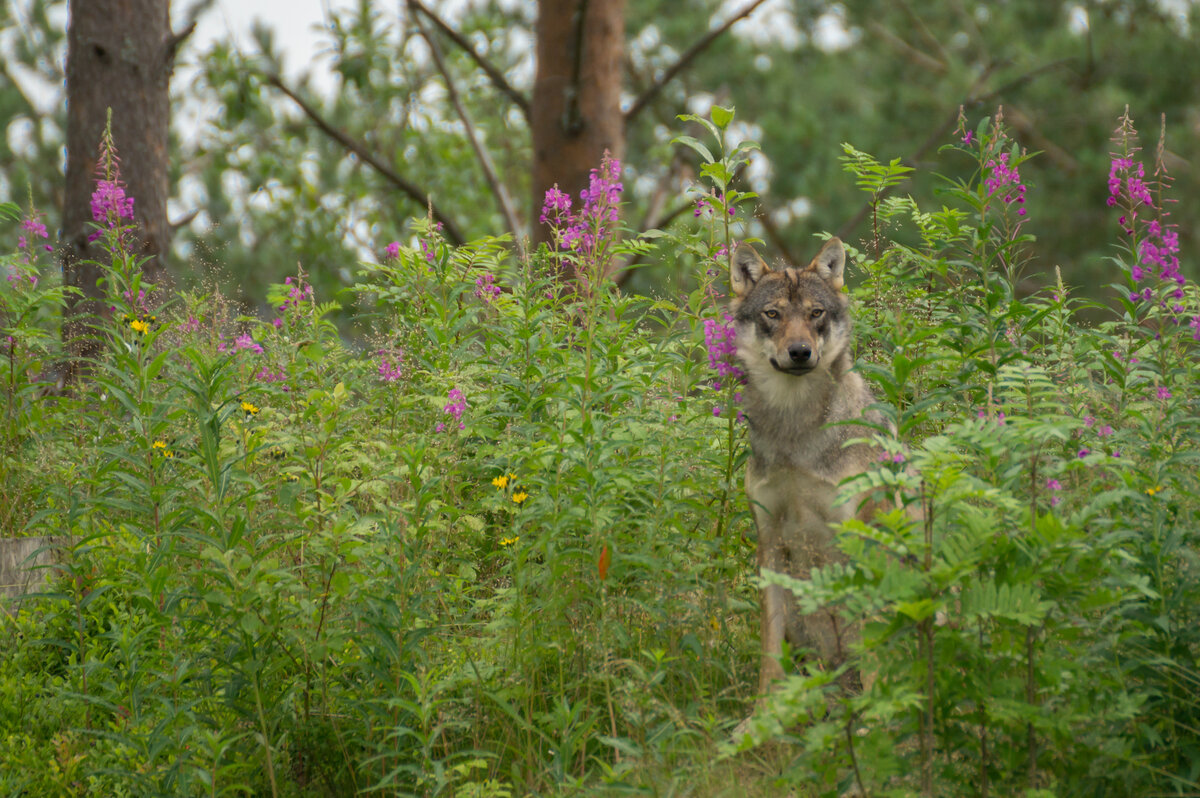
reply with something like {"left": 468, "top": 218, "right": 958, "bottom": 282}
{"left": 788, "top": 343, "right": 812, "bottom": 364}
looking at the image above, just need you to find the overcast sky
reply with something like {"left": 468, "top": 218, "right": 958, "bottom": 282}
{"left": 185, "top": 0, "right": 349, "bottom": 84}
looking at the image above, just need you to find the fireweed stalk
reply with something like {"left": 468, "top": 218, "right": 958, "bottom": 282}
{"left": 1107, "top": 109, "right": 1198, "bottom": 340}
{"left": 539, "top": 152, "right": 625, "bottom": 565}
{"left": 705, "top": 311, "right": 746, "bottom": 539}
{"left": 954, "top": 108, "right": 1036, "bottom": 418}
{"left": 89, "top": 123, "right": 137, "bottom": 256}
{"left": 539, "top": 151, "right": 623, "bottom": 293}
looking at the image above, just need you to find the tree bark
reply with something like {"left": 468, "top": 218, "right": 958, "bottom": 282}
{"left": 530, "top": 0, "right": 625, "bottom": 256}
{"left": 62, "top": 0, "right": 177, "bottom": 363}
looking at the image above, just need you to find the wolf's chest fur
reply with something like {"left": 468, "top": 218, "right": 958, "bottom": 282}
{"left": 741, "top": 357, "right": 876, "bottom": 559}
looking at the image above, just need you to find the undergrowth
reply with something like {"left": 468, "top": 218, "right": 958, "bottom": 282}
{"left": 0, "top": 107, "right": 1196, "bottom": 797}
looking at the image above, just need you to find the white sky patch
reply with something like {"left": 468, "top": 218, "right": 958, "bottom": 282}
{"left": 718, "top": 0, "right": 804, "bottom": 51}
{"left": 687, "top": 92, "right": 716, "bottom": 118}
{"left": 181, "top": 0, "right": 351, "bottom": 89}
{"left": 745, "top": 148, "right": 771, "bottom": 194}
{"left": 1154, "top": 0, "right": 1191, "bottom": 33}
{"left": 1067, "top": 4, "right": 1089, "bottom": 35}
{"left": 812, "top": 5, "right": 859, "bottom": 53}
{"left": 5, "top": 117, "right": 37, "bottom": 160}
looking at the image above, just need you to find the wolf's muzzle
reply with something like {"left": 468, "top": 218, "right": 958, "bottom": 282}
{"left": 768, "top": 343, "right": 816, "bottom": 375}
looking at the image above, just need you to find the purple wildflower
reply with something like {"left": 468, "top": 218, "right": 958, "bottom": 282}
{"left": 540, "top": 186, "right": 572, "bottom": 225}
{"left": 278, "top": 276, "right": 314, "bottom": 318}
{"left": 440, "top": 387, "right": 466, "bottom": 431}
{"left": 1046, "top": 478, "right": 1063, "bottom": 506}
{"left": 984, "top": 152, "right": 1028, "bottom": 218}
{"left": 474, "top": 273, "right": 501, "bottom": 303}
{"left": 90, "top": 180, "right": 135, "bottom": 227}
{"left": 540, "top": 152, "right": 623, "bottom": 264}
{"left": 385, "top": 241, "right": 400, "bottom": 260}
{"left": 703, "top": 315, "right": 744, "bottom": 382}
{"left": 255, "top": 366, "right": 288, "bottom": 384}
{"left": 1106, "top": 110, "right": 1198, "bottom": 337}
{"left": 235, "top": 334, "right": 263, "bottom": 354}
{"left": 378, "top": 351, "right": 404, "bottom": 383}
{"left": 1156, "top": 386, "right": 1172, "bottom": 400}
{"left": 18, "top": 213, "right": 52, "bottom": 255}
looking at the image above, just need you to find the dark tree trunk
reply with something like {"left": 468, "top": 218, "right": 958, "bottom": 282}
{"left": 62, "top": 0, "right": 178, "bottom": 363}
{"left": 531, "top": 0, "right": 625, "bottom": 257}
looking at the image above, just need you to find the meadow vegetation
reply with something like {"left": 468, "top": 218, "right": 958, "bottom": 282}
{"left": 1, "top": 107, "right": 1198, "bottom": 797}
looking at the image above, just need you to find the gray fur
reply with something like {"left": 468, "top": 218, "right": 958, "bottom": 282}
{"left": 730, "top": 238, "right": 880, "bottom": 694}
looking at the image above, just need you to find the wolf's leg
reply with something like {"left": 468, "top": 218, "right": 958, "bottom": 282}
{"left": 787, "top": 513, "right": 851, "bottom": 669}
{"left": 757, "top": 520, "right": 788, "bottom": 693}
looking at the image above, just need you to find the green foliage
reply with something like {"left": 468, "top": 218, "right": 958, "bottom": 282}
{"left": 2, "top": 109, "right": 1200, "bottom": 798}
{"left": 730, "top": 114, "right": 1200, "bottom": 798}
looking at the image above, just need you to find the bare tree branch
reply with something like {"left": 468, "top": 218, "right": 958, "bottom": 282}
{"left": 169, "top": 208, "right": 201, "bottom": 233}
{"left": 867, "top": 21, "right": 945, "bottom": 74}
{"left": 411, "top": 1, "right": 524, "bottom": 249}
{"left": 407, "top": 0, "right": 531, "bottom": 123}
{"left": 165, "top": 20, "right": 197, "bottom": 64}
{"left": 624, "top": 0, "right": 770, "bottom": 124}
{"left": 892, "top": 0, "right": 950, "bottom": 65}
{"left": 263, "top": 73, "right": 465, "bottom": 245}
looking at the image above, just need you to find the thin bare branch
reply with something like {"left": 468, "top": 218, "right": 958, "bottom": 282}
{"left": 169, "top": 208, "right": 201, "bottom": 233}
{"left": 407, "top": 0, "right": 531, "bottom": 123}
{"left": 867, "top": 21, "right": 946, "bottom": 74}
{"left": 892, "top": 0, "right": 950, "bottom": 65}
{"left": 411, "top": 1, "right": 523, "bottom": 249}
{"left": 165, "top": 20, "right": 197, "bottom": 64}
{"left": 263, "top": 73, "right": 465, "bottom": 245}
{"left": 624, "top": 0, "right": 770, "bottom": 124}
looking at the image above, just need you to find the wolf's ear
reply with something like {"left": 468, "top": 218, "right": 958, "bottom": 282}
{"left": 806, "top": 237, "right": 846, "bottom": 289}
{"left": 731, "top": 242, "right": 771, "bottom": 297}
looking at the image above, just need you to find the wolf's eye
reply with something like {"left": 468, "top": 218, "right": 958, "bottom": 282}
{"left": 763, "top": 309, "right": 779, "bottom": 319}
{"left": 810, "top": 308, "right": 824, "bottom": 319}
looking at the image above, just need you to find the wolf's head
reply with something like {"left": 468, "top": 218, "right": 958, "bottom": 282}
{"left": 729, "top": 238, "right": 852, "bottom": 378}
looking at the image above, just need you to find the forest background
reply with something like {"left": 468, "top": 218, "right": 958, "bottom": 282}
{"left": 4, "top": 0, "right": 1199, "bottom": 305}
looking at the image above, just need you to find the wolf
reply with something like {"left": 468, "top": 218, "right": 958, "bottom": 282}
{"left": 729, "top": 237, "right": 883, "bottom": 695}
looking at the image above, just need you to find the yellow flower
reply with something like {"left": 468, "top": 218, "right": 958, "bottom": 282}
{"left": 129, "top": 319, "right": 149, "bottom": 334}
{"left": 492, "top": 475, "right": 509, "bottom": 489}
{"left": 500, "top": 536, "right": 520, "bottom": 547}
{"left": 152, "top": 440, "right": 173, "bottom": 458}
{"left": 512, "top": 491, "right": 528, "bottom": 505}
{"left": 709, "top": 615, "right": 720, "bottom": 632}
{"left": 152, "top": 440, "right": 167, "bottom": 450}
{"left": 241, "top": 401, "right": 260, "bottom": 416}
{"left": 1145, "top": 485, "right": 1163, "bottom": 496}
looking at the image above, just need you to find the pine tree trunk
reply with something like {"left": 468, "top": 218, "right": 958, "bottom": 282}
{"left": 530, "top": 0, "right": 625, "bottom": 263}
{"left": 61, "top": 0, "right": 177, "bottom": 364}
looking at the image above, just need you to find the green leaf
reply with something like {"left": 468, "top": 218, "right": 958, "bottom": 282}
{"left": 711, "top": 104, "right": 734, "bottom": 130}
{"left": 672, "top": 134, "right": 715, "bottom": 164}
